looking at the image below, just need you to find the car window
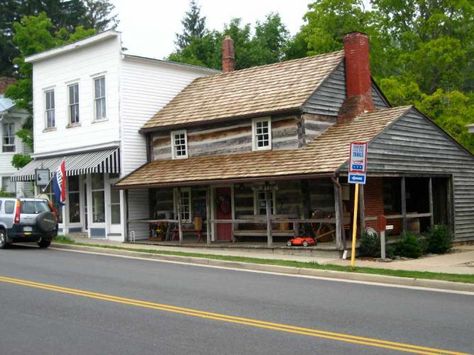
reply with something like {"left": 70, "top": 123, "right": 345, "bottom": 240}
{"left": 20, "top": 201, "right": 50, "bottom": 214}
{"left": 4, "top": 201, "right": 15, "bottom": 214}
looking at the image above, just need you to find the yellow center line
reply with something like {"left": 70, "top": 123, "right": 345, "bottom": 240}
{"left": 0, "top": 275, "right": 467, "bottom": 355}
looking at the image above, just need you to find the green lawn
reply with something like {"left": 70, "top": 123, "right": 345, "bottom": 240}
{"left": 52, "top": 236, "right": 474, "bottom": 284}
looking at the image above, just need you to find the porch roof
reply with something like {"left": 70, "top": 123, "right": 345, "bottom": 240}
{"left": 116, "top": 106, "right": 411, "bottom": 189}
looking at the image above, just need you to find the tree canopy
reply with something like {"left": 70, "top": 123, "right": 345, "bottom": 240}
{"left": 0, "top": 0, "right": 117, "bottom": 76}
{"left": 169, "top": 2, "right": 289, "bottom": 70}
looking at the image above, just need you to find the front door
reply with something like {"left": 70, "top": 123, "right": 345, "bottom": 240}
{"left": 215, "top": 187, "right": 232, "bottom": 241}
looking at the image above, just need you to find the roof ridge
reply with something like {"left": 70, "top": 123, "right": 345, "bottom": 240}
{"left": 195, "top": 50, "right": 344, "bottom": 81}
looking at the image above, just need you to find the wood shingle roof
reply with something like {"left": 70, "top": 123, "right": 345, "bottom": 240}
{"left": 141, "top": 51, "right": 345, "bottom": 131}
{"left": 117, "top": 106, "right": 411, "bottom": 188}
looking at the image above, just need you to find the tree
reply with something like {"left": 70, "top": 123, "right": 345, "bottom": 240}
{"left": 0, "top": 0, "right": 117, "bottom": 76}
{"left": 372, "top": 0, "right": 474, "bottom": 92}
{"left": 5, "top": 12, "right": 95, "bottom": 168}
{"left": 170, "top": 8, "right": 290, "bottom": 71}
{"left": 176, "top": 0, "right": 207, "bottom": 50}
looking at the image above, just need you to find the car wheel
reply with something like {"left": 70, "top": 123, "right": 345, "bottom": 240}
{"left": 287, "top": 241, "right": 292, "bottom": 247}
{"left": 303, "top": 241, "right": 309, "bottom": 247}
{"left": 38, "top": 238, "right": 51, "bottom": 249}
{"left": 0, "top": 230, "right": 8, "bottom": 249}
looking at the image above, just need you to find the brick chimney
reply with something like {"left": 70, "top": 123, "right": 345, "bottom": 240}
{"left": 222, "top": 36, "right": 235, "bottom": 73}
{"left": 338, "top": 32, "right": 374, "bottom": 123}
{"left": 0, "top": 77, "right": 16, "bottom": 95}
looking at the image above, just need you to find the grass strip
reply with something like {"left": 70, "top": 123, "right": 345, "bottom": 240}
{"left": 52, "top": 237, "right": 474, "bottom": 284}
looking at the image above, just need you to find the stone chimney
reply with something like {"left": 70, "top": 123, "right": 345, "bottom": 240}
{"left": 338, "top": 32, "right": 374, "bottom": 123}
{"left": 222, "top": 36, "right": 235, "bottom": 73}
{"left": 0, "top": 77, "right": 16, "bottom": 95}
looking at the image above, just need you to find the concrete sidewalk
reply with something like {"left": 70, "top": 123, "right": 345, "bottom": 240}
{"left": 61, "top": 236, "right": 474, "bottom": 275}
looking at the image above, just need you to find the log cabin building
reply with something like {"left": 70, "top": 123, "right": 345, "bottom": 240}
{"left": 116, "top": 32, "right": 474, "bottom": 248}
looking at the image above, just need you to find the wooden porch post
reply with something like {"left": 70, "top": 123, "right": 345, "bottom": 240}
{"left": 333, "top": 179, "right": 343, "bottom": 250}
{"left": 125, "top": 189, "right": 130, "bottom": 242}
{"left": 177, "top": 188, "right": 183, "bottom": 244}
{"left": 265, "top": 190, "right": 273, "bottom": 247}
{"left": 401, "top": 176, "right": 407, "bottom": 233}
{"left": 428, "top": 177, "right": 434, "bottom": 228}
{"left": 359, "top": 184, "right": 366, "bottom": 234}
{"left": 206, "top": 187, "right": 211, "bottom": 245}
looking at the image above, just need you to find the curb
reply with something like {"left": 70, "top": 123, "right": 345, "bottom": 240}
{"left": 51, "top": 243, "right": 474, "bottom": 293}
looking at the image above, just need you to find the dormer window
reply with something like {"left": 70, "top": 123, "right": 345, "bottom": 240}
{"left": 171, "top": 130, "right": 188, "bottom": 159}
{"left": 252, "top": 118, "right": 271, "bottom": 151}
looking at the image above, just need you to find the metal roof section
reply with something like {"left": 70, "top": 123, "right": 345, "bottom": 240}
{"left": 0, "top": 94, "right": 15, "bottom": 113}
{"left": 123, "top": 54, "right": 220, "bottom": 75}
{"left": 12, "top": 147, "right": 120, "bottom": 181}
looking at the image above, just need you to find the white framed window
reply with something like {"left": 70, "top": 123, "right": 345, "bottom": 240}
{"left": 1, "top": 176, "right": 15, "bottom": 194}
{"left": 2, "top": 123, "right": 15, "bottom": 152}
{"left": 94, "top": 76, "right": 106, "bottom": 120}
{"left": 68, "top": 83, "right": 80, "bottom": 124}
{"left": 68, "top": 175, "right": 80, "bottom": 223}
{"left": 174, "top": 188, "right": 192, "bottom": 222}
{"left": 252, "top": 117, "right": 272, "bottom": 151}
{"left": 91, "top": 174, "right": 105, "bottom": 223}
{"left": 171, "top": 130, "right": 188, "bottom": 159}
{"left": 254, "top": 190, "right": 276, "bottom": 215}
{"left": 45, "top": 89, "right": 55, "bottom": 128}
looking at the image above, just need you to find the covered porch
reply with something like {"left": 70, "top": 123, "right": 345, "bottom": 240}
{"left": 125, "top": 176, "right": 351, "bottom": 250}
{"left": 123, "top": 173, "right": 453, "bottom": 252}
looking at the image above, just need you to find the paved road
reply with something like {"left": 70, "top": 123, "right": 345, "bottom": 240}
{"left": 0, "top": 245, "right": 472, "bottom": 355}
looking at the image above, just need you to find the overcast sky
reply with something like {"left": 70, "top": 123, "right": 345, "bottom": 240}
{"left": 110, "top": 0, "right": 310, "bottom": 59}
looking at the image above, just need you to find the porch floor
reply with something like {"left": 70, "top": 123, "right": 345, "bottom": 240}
{"left": 132, "top": 238, "right": 343, "bottom": 258}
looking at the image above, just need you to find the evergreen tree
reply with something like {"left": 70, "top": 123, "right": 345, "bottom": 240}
{"left": 176, "top": 0, "right": 207, "bottom": 50}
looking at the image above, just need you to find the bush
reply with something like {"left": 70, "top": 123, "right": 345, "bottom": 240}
{"left": 426, "top": 225, "right": 453, "bottom": 254}
{"left": 394, "top": 232, "right": 424, "bottom": 259}
{"left": 359, "top": 231, "right": 380, "bottom": 257}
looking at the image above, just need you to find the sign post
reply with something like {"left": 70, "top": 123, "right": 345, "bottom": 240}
{"left": 348, "top": 142, "right": 368, "bottom": 268}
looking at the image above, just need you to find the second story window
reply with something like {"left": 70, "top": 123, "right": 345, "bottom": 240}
{"left": 2, "top": 123, "right": 15, "bottom": 152}
{"left": 171, "top": 130, "right": 188, "bottom": 159}
{"left": 68, "top": 83, "right": 79, "bottom": 124}
{"left": 252, "top": 118, "right": 272, "bottom": 151}
{"left": 45, "top": 89, "right": 55, "bottom": 128}
{"left": 94, "top": 76, "right": 106, "bottom": 120}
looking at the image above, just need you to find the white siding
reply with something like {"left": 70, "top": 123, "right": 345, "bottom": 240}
{"left": 32, "top": 36, "right": 122, "bottom": 155}
{"left": 119, "top": 58, "right": 211, "bottom": 175}
{"left": 127, "top": 189, "right": 149, "bottom": 240}
{"left": 0, "top": 109, "right": 28, "bottom": 175}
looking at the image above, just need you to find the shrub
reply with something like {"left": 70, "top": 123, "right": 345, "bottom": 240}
{"left": 395, "top": 232, "right": 424, "bottom": 259}
{"left": 426, "top": 225, "right": 453, "bottom": 254}
{"left": 359, "top": 231, "right": 380, "bottom": 257}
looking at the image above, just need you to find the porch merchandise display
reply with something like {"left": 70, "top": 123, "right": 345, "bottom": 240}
{"left": 287, "top": 236, "right": 316, "bottom": 247}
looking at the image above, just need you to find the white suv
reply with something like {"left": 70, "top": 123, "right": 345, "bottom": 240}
{"left": 0, "top": 198, "right": 58, "bottom": 249}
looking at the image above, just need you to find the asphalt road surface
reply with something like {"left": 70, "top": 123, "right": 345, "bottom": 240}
{"left": 0, "top": 245, "right": 472, "bottom": 355}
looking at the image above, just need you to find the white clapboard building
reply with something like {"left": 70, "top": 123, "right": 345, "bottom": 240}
{"left": 13, "top": 31, "right": 217, "bottom": 240}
